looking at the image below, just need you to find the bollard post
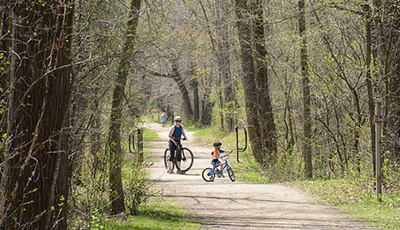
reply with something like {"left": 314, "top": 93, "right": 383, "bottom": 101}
{"left": 374, "top": 102, "right": 382, "bottom": 202}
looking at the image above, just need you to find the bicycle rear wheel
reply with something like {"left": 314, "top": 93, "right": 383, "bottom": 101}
{"left": 164, "top": 148, "right": 175, "bottom": 171}
{"left": 227, "top": 166, "right": 235, "bottom": 182}
{"left": 176, "top": 147, "right": 194, "bottom": 172}
{"left": 202, "top": 168, "right": 215, "bottom": 182}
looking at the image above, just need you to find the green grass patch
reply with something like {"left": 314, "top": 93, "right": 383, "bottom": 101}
{"left": 293, "top": 178, "right": 400, "bottom": 230}
{"left": 103, "top": 198, "right": 201, "bottom": 229}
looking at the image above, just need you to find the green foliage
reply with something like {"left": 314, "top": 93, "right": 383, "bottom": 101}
{"left": 122, "top": 156, "right": 150, "bottom": 215}
{"left": 382, "top": 152, "right": 400, "bottom": 194}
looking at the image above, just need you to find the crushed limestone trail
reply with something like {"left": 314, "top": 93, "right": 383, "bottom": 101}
{"left": 144, "top": 123, "right": 375, "bottom": 229}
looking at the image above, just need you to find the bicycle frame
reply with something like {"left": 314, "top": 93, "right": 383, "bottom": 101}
{"left": 164, "top": 138, "right": 194, "bottom": 172}
{"left": 177, "top": 144, "right": 187, "bottom": 161}
{"left": 211, "top": 160, "right": 230, "bottom": 174}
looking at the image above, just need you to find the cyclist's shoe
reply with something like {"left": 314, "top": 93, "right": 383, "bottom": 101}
{"left": 218, "top": 171, "right": 225, "bottom": 178}
{"left": 177, "top": 170, "right": 186, "bottom": 174}
{"left": 216, "top": 169, "right": 221, "bottom": 178}
{"left": 167, "top": 170, "right": 173, "bottom": 174}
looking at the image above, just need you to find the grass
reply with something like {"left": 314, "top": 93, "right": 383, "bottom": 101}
{"left": 293, "top": 179, "right": 400, "bottom": 230}
{"left": 193, "top": 126, "right": 400, "bottom": 230}
{"left": 103, "top": 197, "right": 201, "bottom": 229}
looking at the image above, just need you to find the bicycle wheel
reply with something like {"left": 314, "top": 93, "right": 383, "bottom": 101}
{"left": 227, "top": 166, "right": 235, "bottom": 182}
{"left": 164, "top": 148, "right": 174, "bottom": 171}
{"left": 202, "top": 168, "right": 215, "bottom": 182}
{"left": 176, "top": 147, "right": 194, "bottom": 172}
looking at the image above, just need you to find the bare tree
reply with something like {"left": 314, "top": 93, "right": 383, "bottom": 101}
{"left": 108, "top": 0, "right": 142, "bottom": 214}
{"left": 299, "top": 0, "right": 312, "bottom": 178}
{"left": 0, "top": 1, "right": 73, "bottom": 228}
{"left": 235, "top": 0, "right": 277, "bottom": 166}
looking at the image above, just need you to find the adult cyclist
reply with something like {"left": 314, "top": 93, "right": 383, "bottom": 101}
{"left": 167, "top": 116, "right": 188, "bottom": 174}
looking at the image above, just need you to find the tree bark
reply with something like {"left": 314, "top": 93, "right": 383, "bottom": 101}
{"left": 299, "top": 0, "right": 313, "bottom": 178}
{"left": 253, "top": 0, "right": 277, "bottom": 161}
{"left": 235, "top": 0, "right": 266, "bottom": 165}
{"left": 216, "top": 0, "right": 235, "bottom": 132}
{"left": 190, "top": 75, "right": 200, "bottom": 123}
{"left": 171, "top": 58, "right": 194, "bottom": 120}
{"left": 363, "top": 1, "right": 376, "bottom": 175}
{"left": 108, "top": 0, "right": 141, "bottom": 215}
{"left": 0, "top": 5, "right": 12, "bottom": 170}
{"left": 0, "top": 1, "right": 73, "bottom": 228}
{"left": 383, "top": 1, "right": 400, "bottom": 161}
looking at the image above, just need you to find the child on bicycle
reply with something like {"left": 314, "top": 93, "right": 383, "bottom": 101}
{"left": 211, "top": 141, "right": 232, "bottom": 177}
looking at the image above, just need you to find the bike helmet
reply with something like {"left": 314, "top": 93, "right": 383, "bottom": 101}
{"left": 174, "top": 116, "right": 182, "bottom": 121}
{"left": 213, "top": 141, "right": 222, "bottom": 147}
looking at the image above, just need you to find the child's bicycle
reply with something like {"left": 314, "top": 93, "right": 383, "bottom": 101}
{"left": 202, "top": 153, "right": 235, "bottom": 182}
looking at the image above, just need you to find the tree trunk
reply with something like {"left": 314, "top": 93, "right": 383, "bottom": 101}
{"left": 190, "top": 77, "right": 200, "bottom": 123}
{"left": 188, "top": 62, "right": 199, "bottom": 123}
{"left": 201, "top": 92, "right": 214, "bottom": 126}
{"left": 0, "top": 1, "right": 73, "bottom": 228}
{"left": 235, "top": 0, "right": 266, "bottom": 165}
{"left": 108, "top": 0, "right": 141, "bottom": 215}
{"left": 363, "top": 1, "right": 376, "bottom": 176}
{"left": 299, "top": 0, "right": 313, "bottom": 178}
{"left": 171, "top": 58, "right": 194, "bottom": 120}
{"left": 91, "top": 100, "right": 103, "bottom": 172}
{"left": 216, "top": 0, "right": 235, "bottom": 132}
{"left": 0, "top": 5, "right": 12, "bottom": 170}
{"left": 253, "top": 0, "right": 277, "bottom": 161}
{"left": 383, "top": 1, "right": 400, "bottom": 161}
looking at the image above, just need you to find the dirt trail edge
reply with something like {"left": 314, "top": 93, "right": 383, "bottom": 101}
{"left": 144, "top": 123, "right": 375, "bottom": 230}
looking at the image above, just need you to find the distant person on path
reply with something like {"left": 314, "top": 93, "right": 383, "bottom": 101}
{"left": 167, "top": 116, "right": 188, "bottom": 174}
{"left": 161, "top": 112, "right": 167, "bottom": 127}
{"left": 211, "top": 141, "right": 232, "bottom": 178}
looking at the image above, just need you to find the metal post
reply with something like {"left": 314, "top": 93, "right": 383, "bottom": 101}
{"left": 138, "top": 128, "right": 143, "bottom": 163}
{"left": 375, "top": 102, "right": 382, "bottom": 202}
{"left": 236, "top": 127, "right": 239, "bottom": 162}
{"left": 235, "top": 126, "right": 247, "bottom": 162}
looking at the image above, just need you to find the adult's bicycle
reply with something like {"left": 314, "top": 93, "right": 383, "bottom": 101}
{"left": 164, "top": 139, "right": 194, "bottom": 173}
{"left": 202, "top": 153, "right": 235, "bottom": 182}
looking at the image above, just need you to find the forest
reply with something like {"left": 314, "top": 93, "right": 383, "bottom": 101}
{"left": 0, "top": 0, "right": 399, "bottom": 229}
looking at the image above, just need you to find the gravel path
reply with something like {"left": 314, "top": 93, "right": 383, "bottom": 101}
{"left": 144, "top": 123, "right": 375, "bottom": 229}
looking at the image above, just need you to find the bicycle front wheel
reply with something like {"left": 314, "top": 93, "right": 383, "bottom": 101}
{"left": 164, "top": 148, "right": 174, "bottom": 171}
{"left": 227, "top": 166, "right": 235, "bottom": 182}
{"left": 202, "top": 168, "right": 215, "bottom": 182}
{"left": 176, "top": 147, "right": 194, "bottom": 172}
